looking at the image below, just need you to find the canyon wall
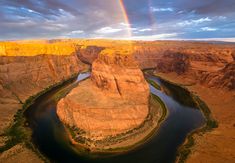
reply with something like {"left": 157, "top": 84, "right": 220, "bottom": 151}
{"left": 200, "top": 60, "right": 235, "bottom": 90}
{"left": 0, "top": 42, "right": 88, "bottom": 133}
{"left": 1, "top": 39, "right": 234, "bottom": 162}
{"left": 63, "top": 41, "right": 235, "bottom": 91}
{"left": 77, "top": 45, "right": 104, "bottom": 64}
{"left": 0, "top": 42, "right": 78, "bottom": 56}
{"left": 1, "top": 40, "right": 234, "bottom": 134}
{"left": 63, "top": 40, "right": 235, "bottom": 90}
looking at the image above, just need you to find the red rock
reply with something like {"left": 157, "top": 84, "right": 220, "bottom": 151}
{"left": 57, "top": 48, "right": 150, "bottom": 140}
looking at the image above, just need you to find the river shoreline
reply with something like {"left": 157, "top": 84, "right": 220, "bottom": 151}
{"left": 0, "top": 72, "right": 82, "bottom": 162}
{"left": 65, "top": 79, "right": 168, "bottom": 155}
{"left": 1, "top": 71, "right": 210, "bottom": 163}
{"left": 150, "top": 72, "right": 218, "bottom": 163}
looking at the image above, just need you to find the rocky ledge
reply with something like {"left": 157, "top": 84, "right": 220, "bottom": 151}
{"left": 56, "top": 49, "right": 161, "bottom": 151}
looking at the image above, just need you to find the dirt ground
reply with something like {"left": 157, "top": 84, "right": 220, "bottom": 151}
{"left": 0, "top": 144, "right": 43, "bottom": 163}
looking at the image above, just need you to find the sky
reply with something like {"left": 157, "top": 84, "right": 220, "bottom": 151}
{"left": 0, "top": 0, "right": 235, "bottom": 41}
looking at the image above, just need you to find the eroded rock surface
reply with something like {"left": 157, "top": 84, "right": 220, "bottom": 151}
{"left": 200, "top": 61, "right": 235, "bottom": 90}
{"left": 57, "top": 49, "right": 150, "bottom": 140}
{"left": 0, "top": 42, "right": 88, "bottom": 134}
{"left": 77, "top": 46, "right": 104, "bottom": 64}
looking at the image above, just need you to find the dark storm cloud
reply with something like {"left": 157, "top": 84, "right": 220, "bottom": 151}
{"left": 0, "top": 0, "right": 235, "bottom": 40}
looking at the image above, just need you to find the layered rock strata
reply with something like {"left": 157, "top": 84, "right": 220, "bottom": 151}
{"left": 0, "top": 42, "right": 88, "bottom": 133}
{"left": 57, "top": 49, "right": 150, "bottom": 141}
{"left": 200, "top": 61, "right": 235, "bottom": 90}
{"left": 77, "top": 46, "right": 104, "bottom": 64}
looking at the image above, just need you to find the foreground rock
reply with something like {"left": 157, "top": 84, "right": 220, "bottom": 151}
{"left": 57, "top": 49, "right": 153, "bottom": 150}
{"left": 0, "top": 144, "right": 43, "bottom": 163}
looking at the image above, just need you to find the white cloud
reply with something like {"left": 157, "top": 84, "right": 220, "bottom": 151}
{"left": 178, "top": 17, "right": 212, "bottom": 26}
{"left": 200, "top": 27, "right": 217, "bottom": 31}
{"left": 65, "top": 30, "right": 84, "bottom": 36}
{"left": 70, "top": 30, "right": 84, "bottom": 34}
{"left": 27, "top": 9, "right": 34, "bottom": 13}
{"left": 177, "top": 10, "right": 184, "bottom": 14}
{"left": 129, "top": 27, "right": 138, "bottom": 31}
{"left": 95, "top": 26, "right": 122, "bottom": 34}
{"left": 151, "top": 7, "right": 174, "bottom": 12}
{"left": 218, "top": 16, "right": 227, "bottom": 20}
{"left": 128, "top": 33, "right": 179, "bottom": 40}
{"left": 180, "top": 38, "right": 235, "bottom": 42}
{"left": 139, "top": 28, "right": 152, "bottom": 32}
{"left": 54, "top": 8, "right": 75, "bottom": 20}
{"left": 119, "top": 22, "right": 130, "bottom": 26}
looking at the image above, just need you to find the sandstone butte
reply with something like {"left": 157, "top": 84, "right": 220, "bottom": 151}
{"left": 57, "top": 48, "right": 150, "bottom": 146}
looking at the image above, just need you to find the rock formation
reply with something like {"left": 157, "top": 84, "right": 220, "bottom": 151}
{"left": 57, "top": 48, "right": 150, "bottom": 141}
{"left": 91, "top": 49, "right": 149, "bottom": 102}
{"left": 1, "top": 39, "right": 235, "bottom": 162}
{"left": 0, "top": 41, "right": 78, "bottom": 56}
{"left": 0, "top": 42, "right": 88, "bottom": 133}
{"left": 77, "top": 46, "right": 104, "bottom": 64}
{"left": 200, "top": 61, "right": 235, "bottom": 90}
{"left": 131, "top": 42, "right": 235, "bottom": 90}
{"left": 155, "top": 50, "right": 190, "bottom": 74}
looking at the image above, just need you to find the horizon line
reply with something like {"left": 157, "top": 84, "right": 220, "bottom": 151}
{"left": 1, "top": 37, "right": 235, "bottom": 43}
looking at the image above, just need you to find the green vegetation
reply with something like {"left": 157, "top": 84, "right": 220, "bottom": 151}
{"left": 151, "top": 94, "right": 167, "bottom": 123}
{"left": 0, "top": 108, "right": 29, "bottom": 153}
{"left": 159, "top": 79, "right": 197, "bottom": 108}
{"left": 193, "top": 95, "right": 218, "bottom": 130}
{"left": 144, "top": 70, "right": 218, "bottom": 163}
{"left": 67, "top": 93, "right": 168, "bottom": 155}
{"left": 145, "top": 70, "right": 197, "bottom": 107}
{"left": 146, "top": 78, "right": 161, "bottom": 90}
{"left": 175, "top": 87, "right": 218, "bottom": 163}
{"left": 0, "top": 73, "right": 79, "bottom": 162}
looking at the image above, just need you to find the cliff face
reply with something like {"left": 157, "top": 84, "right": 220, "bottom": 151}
{"left": 200, "top": 61, "right": 235, "bottom": 90}
{"left": 77, "top": 46, "right": 104, "bottom": 64}
{"left": 0, "top": 55, "right": 85, "bottom": 102}
{"left": 0, "top": 42, "right": 78, "bottom": 56}
{"left": 155, "top": 51, "right": 190, "bottom": 74}
{"left": 131, "top": 43, "right": 235, "bottom": 90}
{"left": 91, "top": 49, "right": 149, "bottom": 102}
{"left": 71, "top": 40, "right": 234, "bottom": 91}
{"left": 57, "top": 49, "right": 150, "bottom": 140}
{"left": 0, "top": 42, "right": 88, "bottom": 132}
{"left": 1, "top": 40, "right": 234, "bottom": 133}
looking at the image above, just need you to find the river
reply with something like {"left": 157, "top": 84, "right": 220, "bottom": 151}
{"left": 24, "top": 72, "right": 205, "bottom": 163}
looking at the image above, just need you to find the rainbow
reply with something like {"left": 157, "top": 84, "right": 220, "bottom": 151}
{"left": 117, "top": 0, "right": 157, "bottom": 39}
{"left": 118, "top": 0, "right": 132, "bottom": 38}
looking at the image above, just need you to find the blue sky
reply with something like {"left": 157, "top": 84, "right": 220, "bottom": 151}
{"left": 0, "top": 0, "right": 235, "bottom": 41}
